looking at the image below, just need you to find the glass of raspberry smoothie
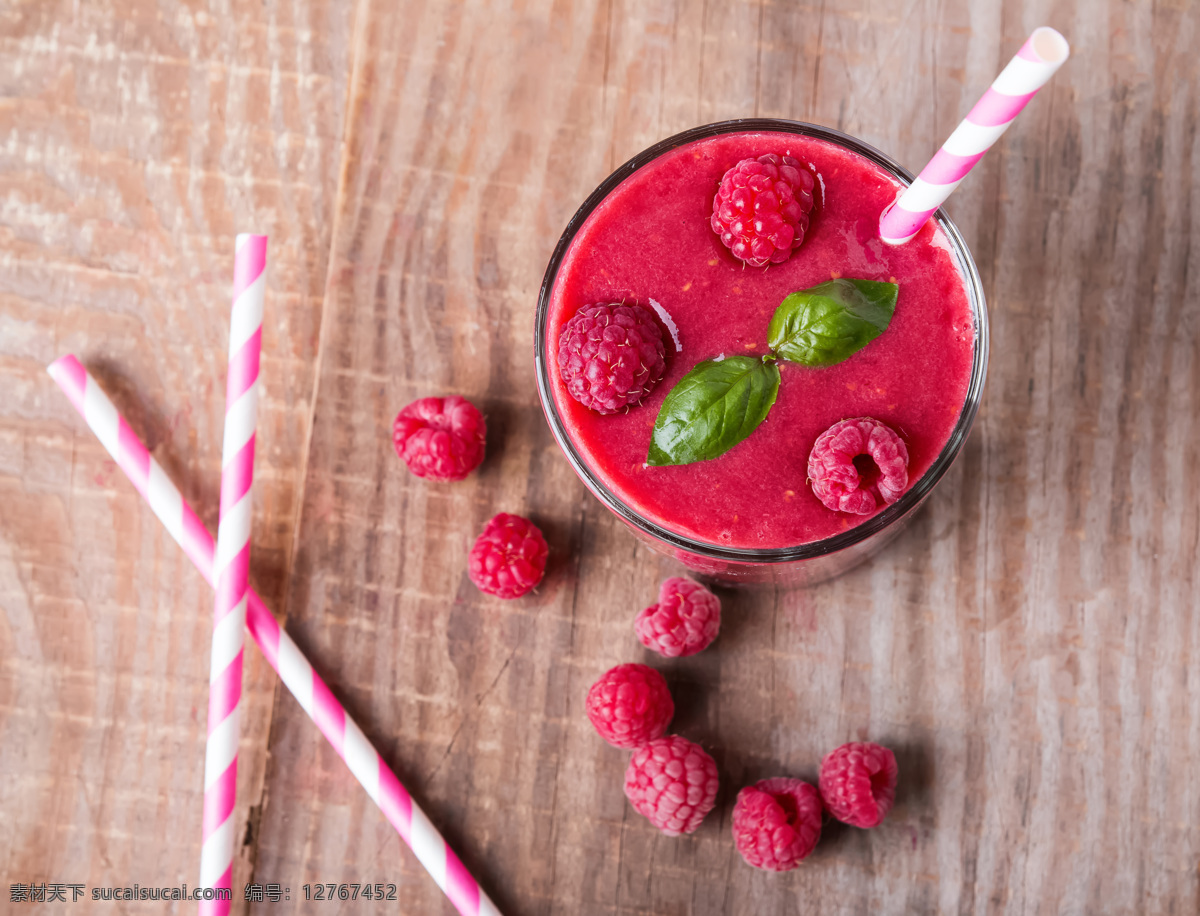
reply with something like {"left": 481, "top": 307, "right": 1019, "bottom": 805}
{"left": 535, "top": 120, "right": 987, "bottom": 585}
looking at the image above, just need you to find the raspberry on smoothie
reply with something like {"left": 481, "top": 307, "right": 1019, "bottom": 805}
{"left": 557, "top": 302, "right": 666, "bottom": 414}
{"left": 711, "top": 153, "right": 816, "bottom": 266}
{"left": 808, "top": 417, "right": 910, "bottom": 515}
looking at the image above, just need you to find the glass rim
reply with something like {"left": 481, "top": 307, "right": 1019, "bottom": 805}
{"left": 534, "top": 118, "right": 989, "bottom": 564}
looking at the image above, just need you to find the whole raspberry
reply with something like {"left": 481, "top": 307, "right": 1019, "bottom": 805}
{"left": 635, "top": 577, "right": 721, "bottom": 658}
{"left": 467, "top": 513, "right": 548, "bottom": 599}
{"left": 819, "top": 742, "right": 898, "bottom": 828}
{"left": 624, "top": 736, "right": 719, "bottom": 836}
{"left": 711, "top": 154, "right": 816, "bottom": 267}
{"left": 557, "top": 303, "right": 666, "bottom": 414}
{"left": 807, "top": 417, "right": 909, "bottom": 515}
{"left": 393, "top": 396, "right": 486, "bottom": 482}
{"left": 732, "top": 778, "right": 823, "bottom": 871}
{"left": 585, "top": 664, "right": 674, "bottom": 748}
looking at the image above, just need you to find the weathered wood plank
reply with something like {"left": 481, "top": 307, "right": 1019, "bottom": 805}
{"left": 0, "top": 0, "right": 352, "bottom": 905}
{"left": 257, "top": 0, "right": 1198, "bottom": 912}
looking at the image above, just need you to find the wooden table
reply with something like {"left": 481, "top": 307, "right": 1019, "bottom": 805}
{"left": 3, "top": 0, "right": 1198, "bottom": 912}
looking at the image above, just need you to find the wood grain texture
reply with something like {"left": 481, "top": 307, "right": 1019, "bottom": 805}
{"left": 253, "top": 0, "right": 1200, "bottom": 914}
{"left": 3, "top": 0, "right": 1199, "bottom": 914}
{"left": 0, "top": 0, "right": 352, "bottom": 903}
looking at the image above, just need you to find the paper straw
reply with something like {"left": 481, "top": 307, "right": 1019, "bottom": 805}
{"left": 879, "top": 26, "right": 1070, "bottom": 245}
{"left": 199, "top": 234, "right": 267, "bottom": 915}
{"left": 47, "top": 354, "right": 502, "bottom": 916}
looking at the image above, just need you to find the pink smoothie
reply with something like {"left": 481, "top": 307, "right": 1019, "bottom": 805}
{"left": 546, "top": 131, "right": 976, "bottom": 550}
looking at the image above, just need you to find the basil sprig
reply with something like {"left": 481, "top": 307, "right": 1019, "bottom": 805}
{"left": 646, "top": 278, "right": 898, "bottom": 467}
{"left": 647, "top": 356, "right": 780, "bottom": 467}
{"left": 767, "top": 279, "right": 898, "bottom": 367}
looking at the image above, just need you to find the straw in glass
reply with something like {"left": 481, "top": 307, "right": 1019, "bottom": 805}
{"left": 879, "top": 27, "right": 1070, "bottom": 245}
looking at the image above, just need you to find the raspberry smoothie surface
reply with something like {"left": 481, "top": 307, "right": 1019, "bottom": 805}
{"left": 545, "top": 130, "right": 976, "bottom": 550}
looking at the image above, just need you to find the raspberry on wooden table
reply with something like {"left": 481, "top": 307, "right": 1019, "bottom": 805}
{"left": 711, "top": 154, "right": 816, "bottom": 267}
{"left": 585, "top": 663, "right": 674, "bottom": 749}
{"left": 634, "top": 577, "right": 721, "bottom": 658}
{"left": 807, "top": 417, "right": 909, "bottom": 515}
{"left": 392, "top": 395, "right": 486, "bottom": 482}
{"left": 623, "top": 736, "right": 719, "bottom": 836}
{"left": 557, "top": 303, "right": 667, "bottom": 414}
{"left": 732, "top": 778, "right": 822, "bottom": 871}
{"left": 467, "top": 513, "right": 548, "bottom": 599}
{"left": 818, "top": 741, "right": 898, "bottom": 828}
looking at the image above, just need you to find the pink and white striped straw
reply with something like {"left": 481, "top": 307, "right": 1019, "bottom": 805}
{"left": 47, "top": 354, "right": 502, "bottom": 916}
{"left": 199, "top": 234, "right": 267, "bottom": 915}
{"left": 879, "top": 27, "right": 1070, "bottom": 245}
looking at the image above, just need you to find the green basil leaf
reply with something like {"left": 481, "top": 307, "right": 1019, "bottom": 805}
{"left": 767, "top": 278, "right": 899, "bottom": 367}
{"left": 647, "top": 356, "right": 780, "bottom": 467}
